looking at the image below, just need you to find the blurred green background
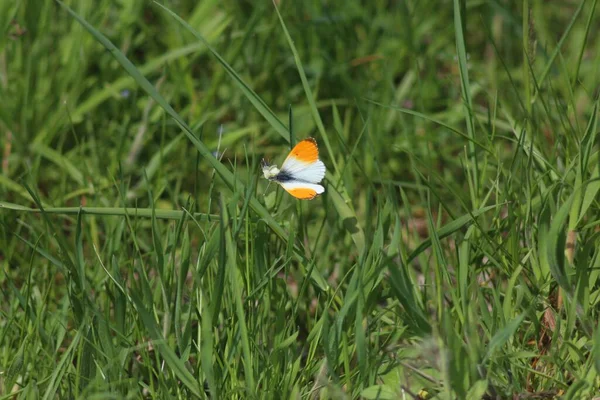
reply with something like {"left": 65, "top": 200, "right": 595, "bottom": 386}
{"left": 1, "top": 0, "right": 600, "bottom": 398}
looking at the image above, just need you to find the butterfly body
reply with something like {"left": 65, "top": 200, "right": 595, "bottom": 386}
{"left": 262, "top": 138, "right": 326, "bottom": 200}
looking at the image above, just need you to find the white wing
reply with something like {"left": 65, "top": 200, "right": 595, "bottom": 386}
{"left": 280, "top": 159, "right": 326, "bottom": 184}
{"left": 279, "top": 181, "right": 325, "bottom": 199}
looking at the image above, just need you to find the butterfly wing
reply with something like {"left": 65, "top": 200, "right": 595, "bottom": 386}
{"left": 279, "top": 181, "right": 325, "bottom": 200}
{"left": 280, "top": 138, "right": 326, "bottom": 184}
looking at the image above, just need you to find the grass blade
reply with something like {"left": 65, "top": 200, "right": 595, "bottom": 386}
{"left": 453, "top": 0, "right": 479, "bottom": 206}
{"left": 54, "top": 0, "right": 329, "bottom": 290}
{"left": 407, "top": 204, "right": 500, "bottom": 262}
{"left": 130, "top": 292, "right": 202, "bottom": 397}
{"left": 154, "top": 2, "right": 288, "bottom": 140}
{"left": 0, "top": 201, "right": 217, "bottom": 221}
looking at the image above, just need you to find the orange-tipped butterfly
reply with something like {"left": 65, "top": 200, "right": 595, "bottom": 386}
{"left": 262, "top": 138, "right": 326, "bottom": 200}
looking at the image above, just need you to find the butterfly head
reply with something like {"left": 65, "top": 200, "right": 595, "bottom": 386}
{"left": 261, "top": 159, "right": 280, "bottom": 180}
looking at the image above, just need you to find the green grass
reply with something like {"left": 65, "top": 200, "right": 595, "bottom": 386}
{"left": 1, "top": 0, "right": 600, "bottom": 398}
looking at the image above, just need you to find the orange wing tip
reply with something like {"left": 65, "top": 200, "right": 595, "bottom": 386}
{"left": 288, "top": 187, "right": 318, "bottom": 200}
{"left": 289, "top": 138, "right": 319, "bottom": 163}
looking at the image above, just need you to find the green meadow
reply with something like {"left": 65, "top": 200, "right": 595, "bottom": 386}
{"left": 2, "top": 0, "right": 600, "bottom": 398}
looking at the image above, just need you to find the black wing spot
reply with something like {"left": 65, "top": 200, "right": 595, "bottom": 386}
{"left": 274, "top": 170, "right": 294, "bottom": 182}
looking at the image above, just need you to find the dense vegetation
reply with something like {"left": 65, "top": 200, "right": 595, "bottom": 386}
{"left": 1, "top": 0, "right": 600, "bottom": 398}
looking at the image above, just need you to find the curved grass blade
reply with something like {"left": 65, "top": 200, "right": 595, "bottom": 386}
{"left": 130, "top": 292, "right": 202, "bottom": 397}
{"left": 573, "top": 0, "right": 598, "bottom": 85}
{"left": 270, "top": 2, "right": 366, "bottom": 256}
{"left": 407, "top": 204, "right": 500, "bottom": 263}
{"left": 364, "top": 98, "right": 492, "bottom": 155}
{"left": 544, "top": 194, "right": 574, "bottom": 292}
{"left": 42, "top": 324, "right": 83, "bottom": 400}
{"left": 222, "top": 195, "right": 255, "bottom": 392}
{"left": 453, "top": 0, "right": 479, "bottom": 205}
{"left": 272, "top": 1, "right": 338, "bottom": 172}
{"left": 30, "top": 142, "right": 84, "bottom": 185}
{"left": 0, "top": 175, "right": 50, "bottom": 206}
{"left": 536, "top": 0, "right": 586, "bottom": 96}
{"left": 154, "top": 1, "right": 289, "bottom": 141}
{"left": 327, "top": 186, "right": 366, "bottom": 256}
{"left": 483, "top": 311, "right": 527, "bottom": 362}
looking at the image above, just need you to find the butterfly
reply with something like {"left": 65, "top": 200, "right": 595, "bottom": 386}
{"left": 261, "top": 138, "right": 326, "bottom": 200}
